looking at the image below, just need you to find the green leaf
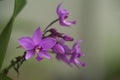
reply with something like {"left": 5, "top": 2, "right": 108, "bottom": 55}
{"left": 13, "top": 0, "right": 27, "bottom": 17}
{"left": 0, "top": 0, "right": 26, "bottom": 70}
{"left": 0, "top": 73, "right": 12, "bottom": 80}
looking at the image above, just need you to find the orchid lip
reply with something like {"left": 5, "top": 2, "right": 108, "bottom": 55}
{"left": 35, "top": 48, "right": 40, "bottom": 53}
{"left": 35, "top": 47, "right": 41, "bottom": 53}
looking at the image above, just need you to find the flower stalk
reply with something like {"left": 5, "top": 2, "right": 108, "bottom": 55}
{"left": 2, "top": 52, "right": 26, "bottom": 75}
{"left": 1, "top": 3, "right": 85, "bottom": 77}
{"left": 43, "top": 18, "right": 59, "bottom": 33}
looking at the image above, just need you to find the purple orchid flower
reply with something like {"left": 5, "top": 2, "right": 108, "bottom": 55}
{"left": 18, "top": 27, "right": 56, "bottom": 61}
{"left": 52, "top": 39, "right": 71, "bottom": 65}
{"left": 56, "top": 3, "right": 76, "bottom": 27}
{"left": 70, "top": 40, "right": 86, "bottom": 67}
{"left": 52, "top": 39, "right": 71, "bottom": 55}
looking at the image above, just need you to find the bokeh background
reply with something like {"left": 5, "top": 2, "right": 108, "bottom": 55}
{"left": 0, "top": 0, "right": 120, "bottom": 80}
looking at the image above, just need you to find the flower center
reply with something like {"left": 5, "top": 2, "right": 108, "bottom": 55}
{"left": 35, "top": 47, "right": 41, "bottom": 53}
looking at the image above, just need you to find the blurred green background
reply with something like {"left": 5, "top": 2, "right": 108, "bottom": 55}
{"left": 0, "top": 0, "right": 120, "bottom": 80}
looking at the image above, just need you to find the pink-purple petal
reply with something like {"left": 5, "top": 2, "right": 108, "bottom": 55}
{"left": 73, "top": 40, "right": 82, "bottom": 49}
{"left": 38, "top": 51, "right": 51, "bottom": 59}
{"left": 63, "top": 45, "right": 71, "bottom": 54}
{"left": 72, "top": 59, "right": 86, "bottom": 67}
{"left": 61, "top": 55, "right": 70, "bottom": 65}
{"left": 60, "top": 20, "right": 76, "bottom": 27}
{"left": 59, "top": 39, "right": 65, "bottom": 45}
{"left": 41, "top": 38, "right": 56, "bottom": 50}
{"left": 56, "top": 54, "right": 71, "bottom": 66}
{"left": 36, "top": 55, "right": 43, "bottom": 61}
{"left": 56, "top": 3, "right": 76, "bottom": 27}
{"left": 32, "top": 27, "right": 42, "bottom": 45}
{"left": 52, "top": 44, "right": 65, "bottom": 54}
{"left": 25, "top": 50, "right": 35, "bottom": 60}
{"left": 18, "top": 37, "right": 35, "bottom": 50}
{"left": 79, "top": 61, "right": 86, "bottom": 67}
{"left": 57, "top": 3, "right": 69, "bottom": 16}
{"left": 56, "top": 3, "right": 62, "bottom": 15}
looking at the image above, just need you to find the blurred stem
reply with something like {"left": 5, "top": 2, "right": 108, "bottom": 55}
{"left": 2, "top": 52, "right": 26, "bottom": 75}
{"left": 43, "top": 18, "right": 59, "bottom": 33}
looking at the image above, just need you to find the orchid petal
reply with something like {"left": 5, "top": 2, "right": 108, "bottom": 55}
{"left": 41, "top": 38, "right": 56, "bottom": 50}
{"left": 56, "top": 3, "right": 62, "bottom": 15}
{"left": 36, "top": 55, "right": 43, "bottom": 61}
{"left": 79, "top": 61, "right": 86, "bottom": 67}
{"left": 25, "top": 50, "right": 35, "bottom": 60}
{"left": 56, "top": 3, "right": 76, "bottom": 27}
{"left": 63, "top": 45, "right": 71, "bottom": 54}
{"left": 73, "top": 40, "right": 82, "bottom": 49}
{"left": 32, "top": 27, "right": 42, "bottom": 45}
{"left": 60, "top": 20, "right": 76, "bottom": 26}
{"left": 57, "top": 54, "right": 71, "bottom": 66}
{"left": 72, "top": 59, "right": 86, "bottom": 67}
{"left": 57, "top": 3, "right": 69, "bottom": 16}
{"left": 59, "top": 39, "right": 65, "bottom": 45}
{"left": 52, "top": 44, "right": 65, "bottom": 54}
{"left": 38, "top": 51, "right": 51, "bottom": 59}
{"left": 61, "top": 55, "right": 70, "bottom": 65}
{"left": 72, "top": 59, "right": 79, "bottom": 68}
{"left": 18, "top": 37, "right": 35, "bottom": 50}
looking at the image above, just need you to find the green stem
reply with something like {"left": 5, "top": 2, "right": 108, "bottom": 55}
{"left": 43, "top": 18, "right": 59, "bottom": 33}
{"left": 2, "top": 52, "right": 26, "bottom": 75}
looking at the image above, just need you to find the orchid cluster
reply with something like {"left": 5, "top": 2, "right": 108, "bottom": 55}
{"left": 18, "top": 3, "right": 85, "bottom": 68}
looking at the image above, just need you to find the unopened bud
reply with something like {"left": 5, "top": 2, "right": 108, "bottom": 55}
{"left": 63, "top": 35, "right": 74, "bottom": 41}
{"left": 50, "top": 28, "right": 57, "bottom": 33}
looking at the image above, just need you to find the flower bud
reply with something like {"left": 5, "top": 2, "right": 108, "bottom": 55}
{"left": 50, "top": 28, "right": 57, "bottom": 33}
{"left": 63, "top": 35, "right": 74, "bottom": 41}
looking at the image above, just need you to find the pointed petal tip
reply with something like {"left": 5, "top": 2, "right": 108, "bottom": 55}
{"left": 18, "top": 37, "right": 35, "bottom": 50}
{"left": 82, "top": 63, "right": 86, "bottom": 67}
{"left": 32, "top": 27, "right": 42, "bottom": 45}
{"left": 25, "top": 50, "right": 35, "bottom": 60}
{"left": 57, "top": 2, "right": 63, "bottom": 15}
{"left": 36, "top": 55, "right": 43, "bottom": 61}
{"left": 36, "top": 27, "right": 42, "bottom": 33}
